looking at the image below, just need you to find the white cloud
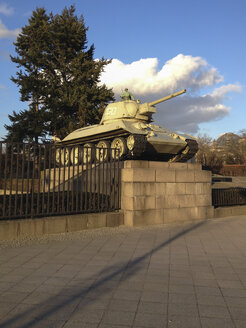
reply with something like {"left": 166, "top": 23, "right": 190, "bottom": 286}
{"left": 0, "top": 3, "right": 14, "bottom": 15}
{"left": 0, "top": 19, "right": 20, "bottom": 39}
{"left": 100, "top": 54, "right": 242, "bottom": 134}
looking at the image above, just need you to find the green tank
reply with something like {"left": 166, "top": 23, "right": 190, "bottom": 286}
{"left": 57, "top": 89, "right": 198, "bottom": 164}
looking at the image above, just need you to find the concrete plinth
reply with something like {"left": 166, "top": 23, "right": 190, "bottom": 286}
{"left": 121, "top": 161, "right": 214, "bottom": 226}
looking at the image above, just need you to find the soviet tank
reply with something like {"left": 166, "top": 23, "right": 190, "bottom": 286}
{"left": 56, "top": 89, "right": 198, "bottom": 164}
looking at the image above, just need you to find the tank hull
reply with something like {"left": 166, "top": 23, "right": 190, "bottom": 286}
{"left": 59, "top": 119, "right": 198, "bottom": 162}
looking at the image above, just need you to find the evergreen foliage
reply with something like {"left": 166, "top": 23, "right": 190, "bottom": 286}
{"left": 5, "top": 6, "right": 114, "bottom": 142}
{"left": 5, "top": 107, "right": 49, "bottom": 143}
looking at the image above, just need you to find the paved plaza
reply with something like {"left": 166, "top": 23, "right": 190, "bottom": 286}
{"left": 0, "top": 216, "right": 246, "bottom": 328}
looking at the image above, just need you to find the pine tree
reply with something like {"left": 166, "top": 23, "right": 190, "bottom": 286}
{"left": 6, "top": 6, "right": 114, "bottom": 142}
{"left": 10, "top": 8, "right": 50, "bottom": 112}
{"left": 5, "top": 107, "right": 49, "bottom": 143}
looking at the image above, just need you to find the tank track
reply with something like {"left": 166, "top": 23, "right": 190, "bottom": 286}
{"left": 169, "top": 139, "right": 198, "bottom": 163}
{"left": 130, "top": 134, "right": 147, "bottom": 159}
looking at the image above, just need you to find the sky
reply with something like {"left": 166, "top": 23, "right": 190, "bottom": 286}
{"left": 0, "top": 0, "right": 245, "bottom": 141}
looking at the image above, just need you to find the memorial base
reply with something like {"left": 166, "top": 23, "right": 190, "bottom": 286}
{"left": 121, "top": 161, "right": 214, "bottom": 226}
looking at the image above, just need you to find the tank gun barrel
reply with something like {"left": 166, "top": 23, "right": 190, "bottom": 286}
{"left": 149, "top": 89, "right": 186, "bottom": 107}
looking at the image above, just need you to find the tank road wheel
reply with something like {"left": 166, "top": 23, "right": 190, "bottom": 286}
{"left": 96, "top": 140, "right": 110, "bottom": 162}
{"left": 111, "top": 137, "right": 127, "bottom": 160}
{"left": 126, "top": 135, "right": 135, "bottom": 151}
{"left": 70, "top": 147, "right": 82, "bottom": 165}
{"left": 127, "top": 134, "right": 146, "bottom": 158}
{"left": 55, "top": 147, "right": 70, "bottom": 166}
{"left": 83, "top": 143, "right": 95, "bottom": 163}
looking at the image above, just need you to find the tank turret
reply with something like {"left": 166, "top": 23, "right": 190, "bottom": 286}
{"left": 101, "top": 89, "right": 186, "bottom": 124}
{"left": 58, "top": 88, "right": 198, "bottom": 164}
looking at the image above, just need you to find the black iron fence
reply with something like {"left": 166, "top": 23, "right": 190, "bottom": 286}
{"left": 0, "top": 142, "right": 121, "bottom": 220}
{"left": 212, "top": 188, "right": 246, "bottom": 207}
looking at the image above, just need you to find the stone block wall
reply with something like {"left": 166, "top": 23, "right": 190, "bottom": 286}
{"left": 121, "top": 161, "right": 214, "bottom": 226}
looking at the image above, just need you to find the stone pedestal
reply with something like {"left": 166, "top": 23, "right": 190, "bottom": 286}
{"left": 121, "top": 161, "right": 214, "bottom": 226}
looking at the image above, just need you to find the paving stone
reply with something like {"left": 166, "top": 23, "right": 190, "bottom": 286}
{"left": 193, "top": 277, "right": 218, "bottom": 287}
{"left": 7, "top": 283, "right": 40, "bottom": 294}
{"left": 70, "top": 309, "right": 104, "bottom": 323}
{"left": 235, "top": 320, "right": 246, "bottom": 328}
{"left": 134, "top": 312, "right": 167, "bottom": 328}
{"left": 198, "top": 304, "right": 231, "bottom": 319}
{"left": 221, "top": 288, "right": 246, "bottom": 298}
{"left": 141, "top": 290, "right": 168, "bottom": 303}
{"left": 143, "top": 281, "right": 169, "bottom": 292}
{"left": 225, "top": 296, "right": 246, "bottom": 308}
{"left": 195, "top": 286, "right": 222, "bottom": 296}
{"left": 0, "top": 318, "right": 66, "bottom": 328}
{"left": 217, "top": 279, "right": 245, "bottom": 289}
{"left": 201, "top": 317, "right": 235, "bottom": 328}
{"left": 0, "top": 291, "right": 30, "bottom": 303}
{"left": 102, "top": 310, "right": 135, "bottom": 326}
{"left": 0, "top": 302, "right": 18, "bottom": 317}
{"left": 196, "top": 294, "right": 227, "bottom": 306}
{"left": 169, "top": 276, "right": 194, "bottom": 285}
{"left": 138, "top": 301, "right": 168, "bottom": 315}
{"left": 117, "top": 281, "right": 144, "bottom": 291}
{"left": 229, "top": 307, "right": 246, "bottom": 321}
{"left": 168, "top": 293, "right": 197, "bottom": 305}
{"left": 167, "top": 315, "right": 201, "bottom": 328}
{"left": 169, "top": 284, "right": 195, "bottom": 295}
{"left": 76, "top": 297, "right": 110, "bottom": 311}
{"left": 0, "top": 282, "right": 15, "bottom": 292}
{"left": 107, "top": 299, "right": 138, "bottom": 312}
{"left": 168, "top": 302, "right": 199, "bottom": 317}
{"left": 113, "top": 289, "right": 142, "bottom": 301}
{"left": 0, "top": 274, "right": 25, "bottom": 283}
{"left": 64, "top": 321, "right": 98, "bottom": 328}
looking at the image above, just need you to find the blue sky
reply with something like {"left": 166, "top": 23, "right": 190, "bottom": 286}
{"left": 0, "top": 0, "right": 245, "bottom": 140}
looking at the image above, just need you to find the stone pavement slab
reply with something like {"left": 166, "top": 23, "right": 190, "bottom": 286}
{"left": 0, "top": 216, "right": 246, "bottom": 327}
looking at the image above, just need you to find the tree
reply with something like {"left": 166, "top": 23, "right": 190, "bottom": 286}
{"left": 5, "top": 107, "right": 49, "bottom": 143}
{"left": 5, "top": 6, "right": 114, "bottom": 142}
{"left": 195, "top": 134, "right": 223, "bottom": 173}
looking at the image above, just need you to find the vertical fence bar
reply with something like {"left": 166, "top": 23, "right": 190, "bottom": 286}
{"left": 76, "top": 147, "right": 80, "bottom": 212}
{"left": 0, "top": 143, "right": 2, "bottom": 218}
{"left": 57, "top": 147, "right": 61, "bottom": 213}
{"left": 20, "top": 144, "right": 25, "bottom": 217}
{"left": 90, "top": 149, "right": 93, "bottom": 212}
{"left": 102, "top": 150, "right": 105, "bottom": 211}
{"left": 25, "top": 144, "right": 31, "bottom": 217}
{"left": 7, "top": 143, "right": 14, "bottom": 218}
{"left": 62, "top": 147, "right": 66, "bottom": 213}
{"left": 93, "top": 152, "right": 97, "bottom": 211}
{"left": 113, "top": 151, "right": 116, "bottom": 210}
{"left": 98, "top": 152, "right": 101, "bottom": 211}
{"left": 117, "top": 150, "right": 120, "bottom": 209}
{"left": 46, "top": 144, "right": 52, "bottom": 215}
{"left": 36, "top": 144, "right": 41, "bottom": 216}
{"left": 14, "top": 143, "right": 20, "bottom": 217}
{"left": 84, "top": 148, "right": 88, "bottom": 211}
{"left": 52, "top": 145, "right": 57, "bottom": 214}
{"left": 109, "top": 150, "right": 112, "bottom": 210}
{"left": 105, "top": 150, "right": 109, "bottom": 211}
{"left": 2, "top": 142, "right": 8, "bottom": 218}
{"left": 66, "top": 146, "right": 71, "bottom": 214}
{"left": 71, "top": 146, "right": 75, "bottom": 212}
{"left": 42, "top": 145, "right": 47, "bottom": 215}
{"left": 30, "top": 144, "right": 36, "bottom": 218}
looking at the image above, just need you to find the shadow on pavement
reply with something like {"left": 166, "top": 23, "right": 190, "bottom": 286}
{"left": 0, "top": 220, "right": 206, "bottom": 327}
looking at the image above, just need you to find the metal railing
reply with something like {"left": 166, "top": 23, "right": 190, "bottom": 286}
{"left": 0, "top": 142, "right": 121, "bottom": 220}
{"left": 212, "top": 187, "right": 246, "bottom": 207}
